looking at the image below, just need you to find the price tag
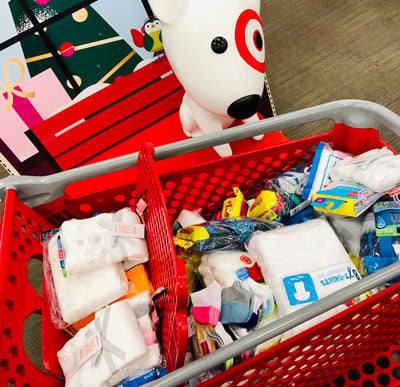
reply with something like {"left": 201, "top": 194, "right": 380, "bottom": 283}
{"left": 112, "top": 223, "right": 145, "bottom": 238}
{"left": 74, "top": 331, "right": 102, "bottom": 368}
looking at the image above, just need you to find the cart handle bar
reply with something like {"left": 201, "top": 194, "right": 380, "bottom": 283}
{"left": 146, "top": 259, "right": 400, "bottom": 387}
{"left": 1, "top": 99, "right": 400, "bottom": 208}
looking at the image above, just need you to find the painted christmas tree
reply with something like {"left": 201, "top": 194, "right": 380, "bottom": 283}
{"left": 8, "top": 0, "right": 144, "bottom": 97}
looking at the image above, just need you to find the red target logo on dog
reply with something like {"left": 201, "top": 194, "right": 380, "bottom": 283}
{"left": 149, "top": 0, "right": 266, "bottom": 158}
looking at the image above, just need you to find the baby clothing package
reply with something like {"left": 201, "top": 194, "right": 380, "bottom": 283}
{"left": 247, "top": 218, "right": 361, "bottom": 317}
{"left": 45, "top": 231, "right": 129, "bottom": 326}
{"left": 58, "top": 301, "right": 148, "bottom": 387}
{"left": 329, "top": 147, "right": 400, "bottom": 193}
{"left": 61, "top": 207, "right": 149, "bottom": 275}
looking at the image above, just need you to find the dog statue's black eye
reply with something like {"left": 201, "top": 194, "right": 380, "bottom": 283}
{"left": 211, "top": 37, "right": 228, "bottom": 54}
{"left": 254, "top": 31, "right": 263, "bottom": 50}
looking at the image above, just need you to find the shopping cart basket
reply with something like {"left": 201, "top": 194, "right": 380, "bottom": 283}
{"left": 2, "top": 100, "right": 400, "bottom": 387}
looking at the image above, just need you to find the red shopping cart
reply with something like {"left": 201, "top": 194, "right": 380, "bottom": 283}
{"left": 2, "top": 100, "right": 400, "bottom": 387}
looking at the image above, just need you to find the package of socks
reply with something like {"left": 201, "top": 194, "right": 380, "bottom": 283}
{"left": 3, "top": 101, "right": 400, "bottom": 386}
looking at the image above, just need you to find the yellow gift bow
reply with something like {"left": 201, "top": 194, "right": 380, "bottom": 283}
{"left": 0, "top": 58, "right": 35, "bottom": 112}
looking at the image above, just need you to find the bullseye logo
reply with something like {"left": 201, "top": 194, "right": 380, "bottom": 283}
{"left": 240, "top": 255, "right": 253, "bottom": 265}
{"left": 235, "top": 9, "right": 265, "bottom": 73}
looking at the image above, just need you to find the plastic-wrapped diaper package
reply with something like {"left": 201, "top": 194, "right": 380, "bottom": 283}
{"left": 61, "top": 207, "right": 149, "bottom": 275}
{"left": 198, "top": 250, "right": 259, "bottom": 288}
{"left": 246, "top": 218, "right": 362, "bottom": 318}
{"left": 44, "top": 231, "right": 129, "bottom": 327}
{"left": 58, "top": 301, "right": 147, "bottom": 387}
{"left": 68, "top": 264, "right": 155, "bottom": 335}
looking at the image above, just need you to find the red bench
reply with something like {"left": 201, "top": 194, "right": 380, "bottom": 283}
{"left": 30, "top": 59, "right": 184, "bottom": 171}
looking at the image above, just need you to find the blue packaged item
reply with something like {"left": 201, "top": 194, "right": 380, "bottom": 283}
{"left": 120, "top": 368, "right": 167, "bottom": 386}
{"left": 360, "top": 232, "right": 400, "bottom": 258}
{"left": 286, "top": 206, "right": 320, "bottom": 225}
{"left": 174, "top": 217, "right": 281, "bottom": 253}
{"left": 363, "top": 256, "right": 400, "bottom": 284}
{"left": 302, "top": 142, "right": 349, "bottom": 200}
{"left": 374, "top": 200, "right": 400, "bottom": 237}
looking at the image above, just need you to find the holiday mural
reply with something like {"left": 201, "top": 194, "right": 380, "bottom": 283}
{"left": 131, "top": 16, "right": 165, "bottom": 60}
{"left": 0, "top": 0, "right": 164, "bottom": 176}
{"left": 7, "top": 0, "right": 152, "bottom": 97}
{"left": 0, "top": 0, "right": 275, "bottom": 177}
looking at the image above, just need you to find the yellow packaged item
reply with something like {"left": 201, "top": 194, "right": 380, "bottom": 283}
{"left": 311, "top": 182, "right": 383, "bottom": 217}
{"left": 247, "top": 190, "right": 280, "bottom": 220}
{"left": 215, "top": 187, "right": 247, "bottom": 219}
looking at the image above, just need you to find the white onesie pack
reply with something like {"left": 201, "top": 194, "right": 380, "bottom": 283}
{"left": 329, "top": 147, "right": 400, "bottom": 193}
{"left": 61, "top": 207, "right": 149, "bottom": 275}
{"left": 58, "top": 301, "right": 147, "bottom": 387}
{"left": 246, "top": 218, "right": 361, "bottom": 317}
{"left": 46, "top": 232, "right": 129, "bottom": 326}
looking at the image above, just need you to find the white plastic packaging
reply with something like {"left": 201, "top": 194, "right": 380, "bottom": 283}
{"left": 302, "top": 142, "right": 350, "bottom": 200}
{"left": 57, "top": 300, "right": 147, "bottom": 387}
{"left": 330, "top": 147, "right": 400, "bottom": 193}
{"left": 198, "top": 250, "right": 258, "bottom": 288}
{"left": 246, "top": 218, "right": 361, "bottom": 317}
{"left": 43, "top": 231, "right": 129, "bottom": 328}
{"left": 328, "top": 215, "right": 364, "bottom": 257}
{"left": 61, "top": 207, "right": 148, "bottom": 275}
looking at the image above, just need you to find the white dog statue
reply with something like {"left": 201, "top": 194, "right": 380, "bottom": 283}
{"left": 149, "top": 0, "right": 266, "bottom": 157}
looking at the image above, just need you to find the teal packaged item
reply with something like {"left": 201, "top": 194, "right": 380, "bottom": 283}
{"left": 374, "top": 201, "right": 400, "bottom": 237}
{"left": 360, "top": 232, "right": 400, "bottom": 258}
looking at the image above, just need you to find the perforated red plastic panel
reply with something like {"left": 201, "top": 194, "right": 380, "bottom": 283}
{"left": 0, "top": 123, "right": 395, "bottom": 386}
{"left": 197, "top": 284, "right": 400, "bottom": 387}
{"left": 0, "top": 190, "right": 67, "bottom": 387}
{"left": 156, "top": 124, "right": 387, "bottom": 223}
{"left": 136, "top": 143, "right": 188, "bottom": 372}
{"left": 326, "top": 341, "right": 400, "bottom": 387}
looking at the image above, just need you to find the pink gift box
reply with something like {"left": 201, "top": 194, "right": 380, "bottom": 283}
{"left": 0, "top": 60, "right": 71, "bottom": 173}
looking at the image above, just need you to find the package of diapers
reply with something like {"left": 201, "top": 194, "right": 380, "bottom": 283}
{"left": 58, "top": 301, "right": 147, "bottom": 387}
{"left": 60, "top": 207, "right": 149, "bottom": 275}
{"left": 43, "top": 231, "right": 129, "bottom": 328}
{"left": 246, "top": 218, "right": 362, "bottom": 317}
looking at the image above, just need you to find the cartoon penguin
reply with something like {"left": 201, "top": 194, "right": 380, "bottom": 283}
{"left": 131, "top": 17, "right": 165, "bottom": 60}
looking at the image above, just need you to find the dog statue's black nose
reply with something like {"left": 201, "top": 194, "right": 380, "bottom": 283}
{"left": 227, "top": 94, "right": 261, "bottom": 119}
